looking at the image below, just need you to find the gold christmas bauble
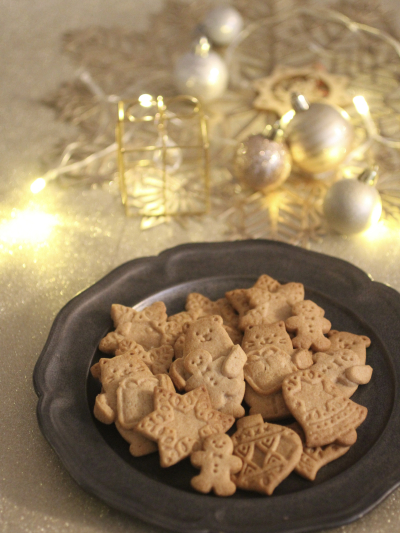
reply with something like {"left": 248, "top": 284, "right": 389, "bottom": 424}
{"left": 285, "top": 96, "right": 353, "bottom": 175}
{"left": 234, "top": 133, "right": 292, "bottom": 192}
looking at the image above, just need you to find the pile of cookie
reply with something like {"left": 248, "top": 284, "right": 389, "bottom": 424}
{"left": 91, "top": 274, "right": 373, "bottom": 496}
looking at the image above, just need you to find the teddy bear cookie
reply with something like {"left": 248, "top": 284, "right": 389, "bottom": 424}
{"left": 92, "top": 352, "right": 153, "bottom": 425}
{"left": 326, "top": 330, "right": 371, "bottom": 364}
{"left": 232, "top": 414, "right": 303, "bottom": 495}
{"left": 190, "top": 434, "right": 243, "bottom": 496}
{"left": 285, "top": 300, "right": 331, "bottom": 352}
{"left": 282, "top": 369, "right": 368, "bottom": 447}
{"left": 135, "top": 386, "right": 235, "bottom": 467}
{"left": 180, "top": 345, "right": 247, "bottom": 418}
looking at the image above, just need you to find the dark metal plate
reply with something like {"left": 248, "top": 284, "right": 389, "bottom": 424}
{"left": 33, "top": 240, "right": 400, "bottom": 533}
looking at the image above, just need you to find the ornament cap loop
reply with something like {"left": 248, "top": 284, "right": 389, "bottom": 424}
{"left": 193, "top": 36, "right": 211, "bottom": 57}
{"left": 358, "top": 167, "right": 378, "bottom": 186}
{"left": 264, "top": 121, "right": 285, "bottom": 142}
{"left": 291, "top": 92, "right": 310, "bottom": 112}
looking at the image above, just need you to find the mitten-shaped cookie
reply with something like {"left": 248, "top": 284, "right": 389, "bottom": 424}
{"left": 191, "top": 434, "right": 242, "bottom": 496}
{"left": 286, "top": 300, "right": 331, "bottom": 351}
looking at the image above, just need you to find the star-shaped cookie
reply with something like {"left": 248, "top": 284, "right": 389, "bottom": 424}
{"left": 135, "top": 386, "right": 235, "bottom": 467}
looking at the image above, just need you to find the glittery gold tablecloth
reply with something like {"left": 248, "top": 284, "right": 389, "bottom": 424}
{"left": 1, "top": 1, "right": 400, "bottom": 532}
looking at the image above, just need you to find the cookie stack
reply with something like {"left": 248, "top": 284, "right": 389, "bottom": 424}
{"left": 91, "top": 274, "right": 372, "bottom": 496}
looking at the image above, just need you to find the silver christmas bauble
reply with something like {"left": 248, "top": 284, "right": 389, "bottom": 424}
{"left": 285, "top": 95, "right": 354, "bottom": 175}
{"left": 202, "top": 6, "right": 243, "bottom": 46}
{"left": 234, "top": 133, "right": 292, "bottom": 192}
{"left": 174, "top": 37, "right": 228, "bottom": 102}
{"left": 323, "top": 171, "right": 382, "bottom": 235}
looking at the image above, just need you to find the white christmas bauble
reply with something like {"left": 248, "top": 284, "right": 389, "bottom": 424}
{"left": 174, "top": 50, "right": 228, "bottom": 102}
{"left": 202, "top": 6, "right": 243, "bottom": 46}
{"left": 323, "top": 178, "right": 382, "bottom": 235}
{"left": 285, "top": 101, "right": 354, "bottom": 175}
{"left": 234, "top": 134, "right": 292, "bottom": 192}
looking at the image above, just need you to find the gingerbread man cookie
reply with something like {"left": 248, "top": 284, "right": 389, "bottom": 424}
{"left": 285, "top": 300, "right": 331, "bottom": 352}
{"left": 183, "top": 345, "right": 247, "bottom": 418}
{"left": 190, "top": 434, "right": 242, "bottom": 496}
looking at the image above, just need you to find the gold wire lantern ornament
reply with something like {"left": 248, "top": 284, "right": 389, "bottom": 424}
{"left": 116, "top": 94, "right": 210, "bottom": 218}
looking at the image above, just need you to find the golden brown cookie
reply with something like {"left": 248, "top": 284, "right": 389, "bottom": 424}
{"left": 326, "top": 330, "right": 371, "bottom": 364}
{"left": 232, "top": 414, "right": 303, "bottom": 495}
{"left": 182, "top": 345, "right": 247, "bottom": 418}
{"left": 135, "top": 386, "right": 235, "bottom": 467}
{"left": 190, "top": 434, "right": 243, "bottom": 496}
{"left": 92, "top": 354, "right": 153, "bottom": 425}
{"left": 183, "top": 315, "right": 234, "bottom": 360}
{"left": 185, "top": 293, "right": 239, "bottom": 330}
{"left": 285, "top": 300, "right": 331, "bottom": 352}
{"left": 282, "top": 369, "right": 368, "bottom": 447}
{"left": 244, "top": 345, "right": 298, "bottom": 395}
{"left": 242, "top": 322, "right": 293, "bottom": 355}
{"left": 115, "top": 339, "right": 174, "bottom": 375}
{"left": 288, "top": 422, "right": 350, "bottom": 481}
{"left": 116, "top": 373, "right": 175, "bottom": 457}
{"left": 244, "top": 383, "right": 291, "bottom": 421}
{"left": 312, "top": 350, "right": 373, "bottom": 397}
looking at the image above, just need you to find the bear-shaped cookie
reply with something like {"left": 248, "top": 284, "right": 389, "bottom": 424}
{"left": 326, "top": 330, "right": 371, "bottom": 364}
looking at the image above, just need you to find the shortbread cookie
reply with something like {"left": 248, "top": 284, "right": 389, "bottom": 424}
{"left": 183, "top": 315, "right": 234, "bottom": 360}
{"left": 244, "top": 383, "right": 291, "bottom": 421}
{"left": 135, "top": 386, "right": 235, "bottom": 467}
{"left": 282, "top": 369, "right": 368, "bottom": 447}
{"left": 242, "top": 322, "right": 293, "bottom": 355}
{"left": 288, "top": 422, "right": 350, "bottom": 481}
{"left": 183, "top": 345, "right": 247, "bottom": 418}
{"left": 312, "top": 350, "right": 373, "bottom": 397}
{"left": 232, "top": 414, "right": 302, "bottom": 495}
{"left": 185, "top": 293, "right": 239, "bottom": 330}
{"left": 115, "top": 339, "right": 174, "bottom": 374}
{"left": 92, "top": 354, "right": 153, "bottom": 425}
{"left": 286, "top": 300, "right": 331, "bottom": 352}
{"left": 326, "top": 330, "right": 371, "bottom": 364}
{"left": 244, "top": 345, "right": 298, "bottom": 395}
{"left": 240, "top": 282, "right": 304, "bottom": 330}
{"left": 190, "top": 434, "right": 242, "bottom": 496}
{"left": 116, "top": 373, "right": 175, "bottom": 457}
{"left": 99, "top": 302, "right": 168, "bottom": 353}
{"left": 99, "top": 302, "right": 196, "bottom": 354}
